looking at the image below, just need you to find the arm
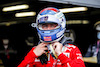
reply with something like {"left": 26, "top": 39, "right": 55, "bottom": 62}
{"left": 18, "top": 47, "right": 37, "bottom": 67}
{"left": 18, "top": 43, "right": 48, "bottom": 67}
{"left": 58, "top": 46, "right": 85, "bottom": 67}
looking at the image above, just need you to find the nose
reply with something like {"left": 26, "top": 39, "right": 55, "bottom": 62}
{"left": 47, "top": 25, "right": 51, "bottom": 30}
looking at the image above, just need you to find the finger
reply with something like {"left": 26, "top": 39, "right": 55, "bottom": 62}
{"left": 53, "top": 42, "right": 60, "bottom": 49}
{"left": 38, "top": 43, "right": 47, "bottom": 47}
{"left": 43, "top": 47, "right": 48, "bottom": 50}
{"left": 43, "top": 50, "right": 47, "bottom": 54}
{"left": 52, "top": 43, "right": 56, "bottom": 49}
{"left": 38, "top": 43, "right": 44, "bottom": 46}
{"left": 42, "top": 43, "right": 48, "bottom": 47}
{"left": 42, "top": 48, "right": 48, "bottom": 53}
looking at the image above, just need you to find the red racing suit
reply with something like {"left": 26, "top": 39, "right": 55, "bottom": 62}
{"left": 18, "top": 43, "right": 85, "bottom": 67}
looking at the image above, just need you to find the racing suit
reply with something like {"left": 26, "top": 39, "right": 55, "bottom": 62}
{"left": 18, "top": 36, "right": 85, "bottom": 67}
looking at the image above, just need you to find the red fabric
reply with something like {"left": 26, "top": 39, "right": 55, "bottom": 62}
{"left": 18, "top": 44, "right": 85, "bottom": 67}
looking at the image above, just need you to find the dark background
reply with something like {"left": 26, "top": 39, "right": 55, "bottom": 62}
{"left": 0, "top": 0, "right": 99, "bottom": 67}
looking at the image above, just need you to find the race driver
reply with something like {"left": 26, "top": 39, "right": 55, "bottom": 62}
{"left": 18, "top": 7, "right": 85, "bottom": 67}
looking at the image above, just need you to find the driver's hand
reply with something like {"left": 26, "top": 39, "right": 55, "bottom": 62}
{"left": 33, "top": 43, "right": 48, "bottom": 57}
{"left": 52, "top": 42, "right": 63, "bottom": 56}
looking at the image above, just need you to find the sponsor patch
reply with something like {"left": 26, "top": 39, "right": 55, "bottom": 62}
{"left": 63, "top": 53, "right": 70, "bottom": 58}
{"left": 38, "top": 16, "right": 48, "bottom": 23}
{"left": 76, "top": 53, "right": 83, "bottom": 60}
{"left": 44, "top": 36, "right": 52, "bottom": 41}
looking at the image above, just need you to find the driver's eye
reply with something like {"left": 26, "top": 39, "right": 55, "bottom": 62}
{"left": 42, "top": 24, "right": 47, "bottom": 28}
{"left": 52, "top": 24, "right": 58, "bottom": 27}
{"left": 40, "top": 23, "right": 58, "bottom": 30}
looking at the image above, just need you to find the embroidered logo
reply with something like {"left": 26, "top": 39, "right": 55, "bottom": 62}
{"left": 44, "top": 36, "right": 52, "bottom": 41}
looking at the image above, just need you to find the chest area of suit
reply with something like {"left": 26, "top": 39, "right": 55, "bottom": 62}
{"left": 34, "top": 54, "right": 61, "bottom": 67}
{"left": 34, "top": 46, "right": 73, "bottom": 67}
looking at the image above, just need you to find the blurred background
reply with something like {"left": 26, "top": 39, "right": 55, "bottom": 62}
{"left": 0, "top": 0, "right": 100, "bottom": 67}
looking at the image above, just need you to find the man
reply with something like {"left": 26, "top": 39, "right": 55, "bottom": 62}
{"left": 18, "top": 7, "right": 85, "bottom": 67}
{"left": 83, "top": 21, "right": 100, "bottom": 67}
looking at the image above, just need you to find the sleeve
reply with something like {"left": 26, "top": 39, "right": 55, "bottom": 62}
{"left": 58, "top": 46, "right": 86, "bottom": 67}
{"left": 17, "top": 47, "right": 38, "bottom": 67}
